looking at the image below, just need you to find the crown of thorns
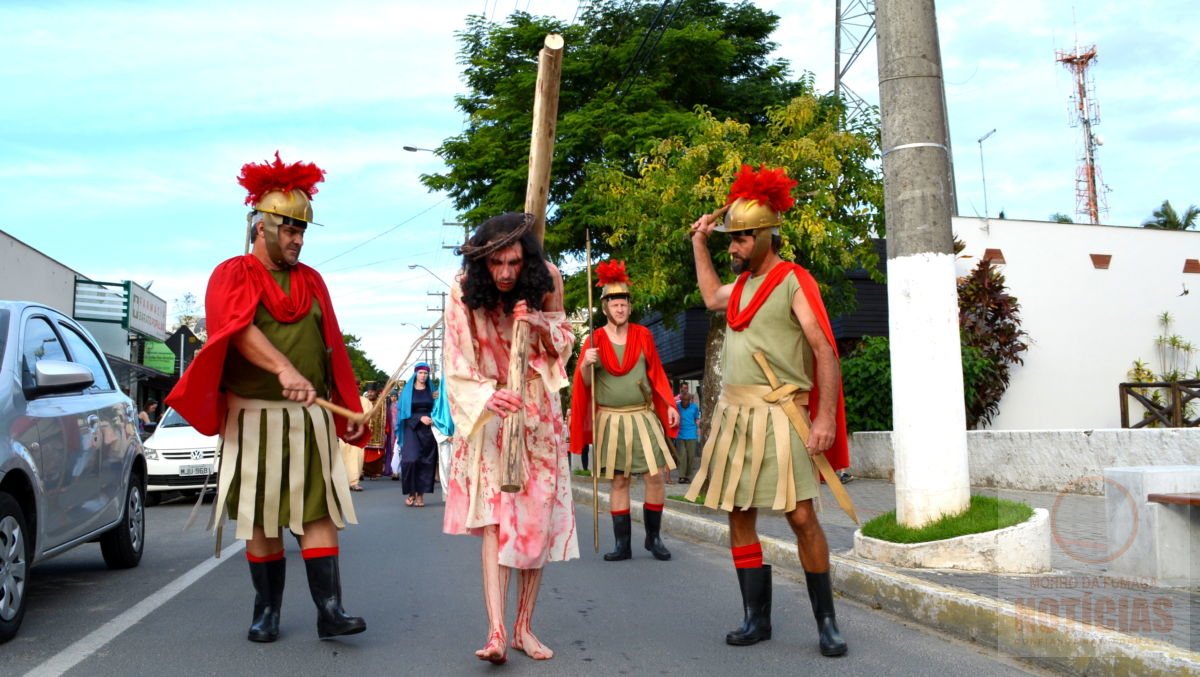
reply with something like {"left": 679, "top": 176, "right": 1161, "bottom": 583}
{"left": 456, "top": 213, "right": 535, "bottom": 260}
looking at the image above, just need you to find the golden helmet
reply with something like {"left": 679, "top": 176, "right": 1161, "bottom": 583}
{"left": 714, "top": 164, "right": 798, "bottom": 233}
{"left": 597, "top": 260, "right": 631, "bottom": 300}
{"left": 254, "top": 188, "right": 315, "bottom": 224}
{"left": 716, "top": 196, "right": 783, "bottom": 233}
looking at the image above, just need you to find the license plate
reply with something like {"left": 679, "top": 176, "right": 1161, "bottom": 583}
{"left": 180, "top": 464, "right": 212, "bottom": 477}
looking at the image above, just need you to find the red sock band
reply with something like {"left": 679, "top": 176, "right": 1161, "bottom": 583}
{"left": 246, "top": 550, "right": 285, "bottom": 563}
{"left": 611, "top": 509, "right": 630, "bottom": 516}
{"left": 731, "top": 543, "right": 763, "bottom": 569}
{"left": 301, "top": 547, "right": 339, "bottom": 560}
{"left": 644, "top": 503, "right": 664, "bottom": 512}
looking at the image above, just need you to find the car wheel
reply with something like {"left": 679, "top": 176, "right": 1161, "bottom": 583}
{"left": 0, "top": 492, "right": 30, "bottom": 644}
{"left": 99, "top": 472, "right": 145, "bottom": 569}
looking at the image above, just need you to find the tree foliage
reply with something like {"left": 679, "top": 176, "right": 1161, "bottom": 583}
{"left": 172, "top": 292, "right": 206, "bottom": 340}
{"left": 342, "top": 333, "right": 387, "bottom": 388}
{"left": 573, "top": 96, "right": 883, "bottom": 321}
{"left": 1142, "top": 200, "right": 1199, "bottom": 230}
{"left": 423, "top": 0, "right": 811, "bottom": 260}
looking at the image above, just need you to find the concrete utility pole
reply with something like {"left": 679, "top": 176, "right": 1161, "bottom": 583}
{"left": 876, "top": 0, "right": 970, "bottom": 527}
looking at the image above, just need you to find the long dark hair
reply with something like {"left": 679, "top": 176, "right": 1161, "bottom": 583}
{"left": 460, "top": 212, "right": 554, "bottom": 314}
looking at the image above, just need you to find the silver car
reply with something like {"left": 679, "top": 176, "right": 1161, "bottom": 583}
{"left": 0, "top": 301, "right": 147, "bottom": 643}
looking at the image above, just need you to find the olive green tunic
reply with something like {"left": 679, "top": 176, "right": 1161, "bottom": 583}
{"left": 685, "top": 272, "right": 819, "bottom": 511}
{"left": 214, "top": 270, "right": 353, "bottom": 535}
{"left": 595, "top": 343, "right": 674, "bottom": 477}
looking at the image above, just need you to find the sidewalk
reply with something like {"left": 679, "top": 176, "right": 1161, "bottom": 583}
{"left": 570, "top": 474, "right": 1200, "bottom": 676}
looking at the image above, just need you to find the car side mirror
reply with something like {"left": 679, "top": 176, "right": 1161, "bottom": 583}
{"left": 25, "top": 360, "right": 95, "bottom": 399}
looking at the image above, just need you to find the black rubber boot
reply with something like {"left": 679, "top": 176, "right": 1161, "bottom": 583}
{"left": 805, "top": 571, "right": 847, "bottom": 656}
{"left": 303, "top": 555, "right": 367, "bottom": 639}
{"left": 247, "top": 558, "right": 285, "bottom": 642}
{"left": 603, "top": 513, "right": 632, "bottom": 561}
{"left": 643, "top": 507, "right": 672, "bottom": 561}
{"left": 725, "top": 565, "right": 772, "bottom": 645}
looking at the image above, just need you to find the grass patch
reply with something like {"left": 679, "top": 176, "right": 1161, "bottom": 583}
{"left": 668, "top": 493, "right": 704, "bottom": 504}
{"left": 860, "top": 495, "right": 1034, "bottom": 544}
{"left": 573, "top": 468, "right": 592, "bottom": 477}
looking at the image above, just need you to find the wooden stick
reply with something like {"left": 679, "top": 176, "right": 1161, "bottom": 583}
{"left": 586, "top": 230, "right": 599, "bottom": 552}
{"left": 499, "top": 320, "right": 531, "bottom": 492}
{"left": 315, "top": 397, "right": 368, "bottom": 424}
{"left": 524, "top": 33, "right": 564, "bottom": 244}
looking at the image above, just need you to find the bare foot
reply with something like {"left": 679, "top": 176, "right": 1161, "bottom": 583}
{"left": 511, "top": 628, "right": 553, "bottom": 660}
{"left": 475, "top": 630, "right": 507, "bottom": 664}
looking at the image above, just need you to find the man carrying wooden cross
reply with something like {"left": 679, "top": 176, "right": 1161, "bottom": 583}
{"left": 685, "top": 165, "right": 851, "bottom": 657}
{"left": 570, "top": 260, "right": 680, "bottom": 562}
{"left": 441, "top": 212, "right": 578, "bottom": 664}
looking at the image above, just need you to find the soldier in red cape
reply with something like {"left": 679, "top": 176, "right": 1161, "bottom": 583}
{"left": 166, "top": 153, "right": 368, "bottom": 643}
{"left": 571, "top": 261, "right": 679, "bottom": 561}
{"left": 685, "top": 165, "right": 850, "bottom": 657}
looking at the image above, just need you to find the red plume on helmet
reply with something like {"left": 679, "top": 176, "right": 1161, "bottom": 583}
{"left": 724, "top": 164, "right": 799, "bottom": 213}
{"left": 595, "top": 260, "right": 630, "bottom": 287}
{"left": 237, "top": 151, "right": 326, "bottom": 206}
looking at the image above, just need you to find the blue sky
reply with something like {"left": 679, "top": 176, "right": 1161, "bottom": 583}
{"left": 2, "top": 0, "right": 1197, "bottom": 372}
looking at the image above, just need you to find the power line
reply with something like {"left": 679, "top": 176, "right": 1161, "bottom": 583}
{"left": 313, "top": 197, "right": 449, "bottom": 267}
{"left": 610, "top": 0, "right": 679, "bottom": 100}
{"left": 618, "top": 0, "right": 687, "bottom": 100}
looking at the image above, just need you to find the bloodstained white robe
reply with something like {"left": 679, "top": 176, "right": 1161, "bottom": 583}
{"left": 441, "top": 278, "right": 579, "bottom": 568}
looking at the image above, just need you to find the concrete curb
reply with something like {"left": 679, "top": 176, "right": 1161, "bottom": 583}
{"left": 571, "top": 483, "right": 1200, "bottom": 676}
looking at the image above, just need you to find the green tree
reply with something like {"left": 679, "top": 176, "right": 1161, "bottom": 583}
{"left": 1049, "top": 212, "right": 1073, "bottom": 223}
{"left": 171, "top": 292, "right": 206, "bottom": 340}
{"left": 1142, "top": 200, "right": 1199, "bottom": 230}
{"left": 422, "top": 0, "right": 810, "bottom": 258}
{"left": 343, "top": 333, "right": 387, "bottom": 387}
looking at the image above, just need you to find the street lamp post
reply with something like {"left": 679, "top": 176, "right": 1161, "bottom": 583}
{"left": 408, "top": 263, "right": 450, "bottom": 288}
{"left": 977, "top": 128, "right": 996, "bottom": 219}
{"left": 403, "top": 146, "right": 435, "bottom": 153}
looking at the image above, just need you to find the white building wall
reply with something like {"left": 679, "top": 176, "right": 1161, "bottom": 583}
{"left": 1, "top": 230, "right": 132, "bottom": 360}
{"left": 1, "top": 230, "right": 78, "bottom": 313}
{"left": 954, "top": 217, "right": 1200, "bottom": 430}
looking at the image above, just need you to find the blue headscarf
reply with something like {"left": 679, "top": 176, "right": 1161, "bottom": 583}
{"left": 430, "top": 362, "right": 454, "bottom": 437}
{"left": 394, "top": 362, "right": 432, "bottom": 449}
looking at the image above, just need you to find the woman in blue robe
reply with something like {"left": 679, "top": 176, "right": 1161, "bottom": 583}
{"left": 395, "top": 363, "right": 437, "bottom": 506}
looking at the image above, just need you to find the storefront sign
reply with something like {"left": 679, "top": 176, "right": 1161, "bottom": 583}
{"left": 142, "top": 340, "right": 176, "bottom": 373}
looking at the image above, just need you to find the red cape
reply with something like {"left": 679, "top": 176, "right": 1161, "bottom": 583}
{"left": 728, "top": 261, "right": 849, "bottom": 471}
{"left": 165, "top": 254, "right": 368, "bottom": 446}
{"left": 570, "top": 323, "right": 679, "bottom": 454}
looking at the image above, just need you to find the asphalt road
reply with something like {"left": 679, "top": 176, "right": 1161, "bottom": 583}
{"left": 2, "top": 481, "right": 1051, "bottom": 676}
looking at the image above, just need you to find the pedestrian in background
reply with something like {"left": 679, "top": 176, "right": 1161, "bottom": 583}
{"left": 396, "top": 363, "right": 437, "bottom": 507}
{"left": 675, "top": 391, "right": 701, "bottom": 484}
{"left": 360, "top": 383, "right": 387, "bottom": 479}
{"left": 137, "top": 399, "right": 159, "bottom": 433}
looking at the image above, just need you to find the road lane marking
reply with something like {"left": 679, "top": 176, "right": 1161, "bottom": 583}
{"left": 24, "top": 540, "right": 246, "bottom": 677}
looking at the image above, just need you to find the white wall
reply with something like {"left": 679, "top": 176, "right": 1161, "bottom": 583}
{"left": 1, "top": 230, "right": 132, "bottom": 360}
{"left": 0, "top": 230, "right": 78, "bottom": 313}
{"left": 853, "top": 429, "right": 1200, "bottom": 495}
{"left": 954, "top": 217, "right": 1200, "bottom": 430}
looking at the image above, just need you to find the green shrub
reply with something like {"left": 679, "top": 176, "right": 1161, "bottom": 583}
{"left": 842, "top": 336, "right": 1004, "bottom": 433}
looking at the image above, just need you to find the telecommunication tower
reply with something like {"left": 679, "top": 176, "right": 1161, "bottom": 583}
{"left": 834, "top": 0, "right": 876, "bottom": 127}
{"left": 1056, "top": 44, "right": 1108, "bottom": 224}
